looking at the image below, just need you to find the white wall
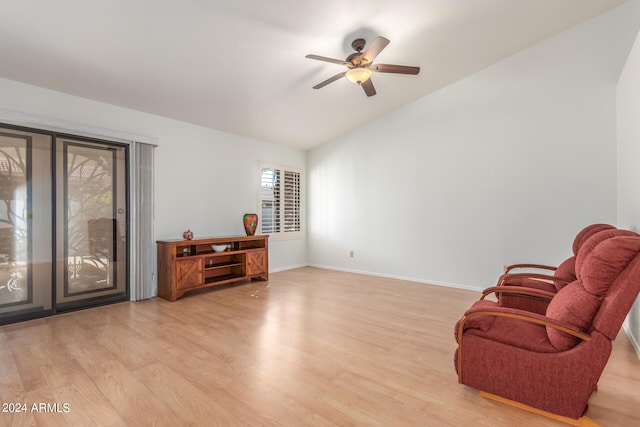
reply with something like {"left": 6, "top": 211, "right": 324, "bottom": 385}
{"left": 617, "top": 27, "right": 640, "bottom": 356}
{"left": 308, "top": 1, "right": 640, "bottom": 290}
{"left": 1, "top": 2, "right": 639, "bottom": 302}
{"left": 0, "top": 77, "right": 308, "bottom": 289}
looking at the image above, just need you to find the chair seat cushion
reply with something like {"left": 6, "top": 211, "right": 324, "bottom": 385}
{"left": 457, "top": 300, "right": 558, "bottom": 353}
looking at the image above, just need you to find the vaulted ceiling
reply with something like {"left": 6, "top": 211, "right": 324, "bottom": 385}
{"left": 0, "top": 0, "right": 628, "bottom": 149}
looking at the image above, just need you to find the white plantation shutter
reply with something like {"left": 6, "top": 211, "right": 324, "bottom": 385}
{"left": 260, "top": 167, "right": 280, "bottom": 234}
{"left": 283, "top": 170, "right": 301, "bottom": 232}
{"left": 259, "top": 164, "right": 303, "bottom": 239}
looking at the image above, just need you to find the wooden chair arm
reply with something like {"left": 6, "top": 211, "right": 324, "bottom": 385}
{"left": 504, "top": 263, "right": 557, "bottom": 274}
{"left": 481, "top": 286, "right": 556, "bottom": 301}
{"left": 497, "top": 272, "right": 570, "bottom": 287}
{"left": 460, "top": 306, "right": 591, "bottom": 341}
{"left": 456, "top": 306, "right": 591, "bottom": 383}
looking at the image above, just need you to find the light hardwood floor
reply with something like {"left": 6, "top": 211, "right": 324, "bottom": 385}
{"left": 1, "top": 267, "right": 639, "bottom": 426}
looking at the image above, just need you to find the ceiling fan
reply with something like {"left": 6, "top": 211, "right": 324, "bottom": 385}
{"left": 305, "top": 36, "right": 420, "bottom": 97}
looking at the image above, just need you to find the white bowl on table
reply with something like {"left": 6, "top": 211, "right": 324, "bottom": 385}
{"left": 211, "top": 244, "right": 228, "bottom": 252}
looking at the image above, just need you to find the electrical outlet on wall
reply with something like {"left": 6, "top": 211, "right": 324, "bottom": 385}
{"left": 349, "top": 250, "right": 354, "bottom": 258}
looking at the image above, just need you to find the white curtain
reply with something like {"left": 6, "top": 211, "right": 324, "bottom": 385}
{"left": 130, "top": 141, "right": 155, "bottom": 300}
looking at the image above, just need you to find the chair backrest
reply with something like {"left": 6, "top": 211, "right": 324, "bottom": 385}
{"left": 588, "top": 236, "right": 640, "bottom": 340}
{"left": 552, "top": 224, "right": 616, "bottom": 284}
{"left": 571, "top": 223, "right": 616, "bottom": 256}
{"left": 545, "top": 234, "right": 640, "bottom": 351}
{"left": 575, "top": 228, "right": 638, "bottom": 270}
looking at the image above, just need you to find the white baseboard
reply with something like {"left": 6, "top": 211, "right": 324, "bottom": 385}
{"left": 307, "top": 264, "right": 483, "bottom": 292}
{"left": 269, "top": 264, "right": 309, "bottom": 274}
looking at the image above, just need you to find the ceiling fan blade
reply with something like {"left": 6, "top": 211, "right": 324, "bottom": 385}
{"left": 361, "top": 36, "right": 390, "bottom": 64}
{"left": 313, "top": 72, "right": 346, "bottom": 89}
{"left": 371, "top": 64, "right": 420, "bottom": 75}
{"left": 362, "top": 79, "right": 376, "bottom": 97}
{"left": 305, "top": 54, "right": 349, "bottom": 65}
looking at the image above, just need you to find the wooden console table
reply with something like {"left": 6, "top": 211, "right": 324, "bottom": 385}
{"left": 156, "top": 235, "right": 268, "bottom": 301}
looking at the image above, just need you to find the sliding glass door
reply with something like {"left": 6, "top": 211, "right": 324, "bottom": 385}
{"left": 0, "top": 125, "right": 128, "bottom": 324}
{"left": 55, "top": 137, "right": 128, "bottom": 309}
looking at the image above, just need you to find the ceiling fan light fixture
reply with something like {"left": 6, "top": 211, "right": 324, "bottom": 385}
{"left": 345, "top": 67, "right": 372, "bottom": 85}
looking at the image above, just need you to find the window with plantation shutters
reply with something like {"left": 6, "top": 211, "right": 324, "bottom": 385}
{"left": 259, "top": 164, "right": 303, "bottom": 239}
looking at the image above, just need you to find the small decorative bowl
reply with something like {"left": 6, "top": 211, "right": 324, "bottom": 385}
{"left": 211, "top": 244, "right": 228, "bottom": 252}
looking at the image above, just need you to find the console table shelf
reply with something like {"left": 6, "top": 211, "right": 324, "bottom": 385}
{"left": 156, "top": 235, "right": 268, "bottom": 301}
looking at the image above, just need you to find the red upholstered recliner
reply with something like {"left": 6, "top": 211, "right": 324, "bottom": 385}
{"left": 454, "top": 234, "right": 640, "bottom": 425}
{"left": 495, "top": 224, "right": 617, "bottom": 314}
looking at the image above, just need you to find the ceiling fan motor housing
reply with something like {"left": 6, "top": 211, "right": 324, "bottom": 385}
{"left": 346, "top": 39, "right": 368, "bottom": 67}
{"left": 351, "top": 38, "right": 366, "bottom": 52}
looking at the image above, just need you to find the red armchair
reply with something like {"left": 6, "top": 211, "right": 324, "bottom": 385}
{"left": 454, "top": 235, "right": 640, "bottom": 425}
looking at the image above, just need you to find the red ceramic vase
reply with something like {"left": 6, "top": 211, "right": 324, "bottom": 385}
{"left": 243, "top": 213, "right": 258, "bottom": 236}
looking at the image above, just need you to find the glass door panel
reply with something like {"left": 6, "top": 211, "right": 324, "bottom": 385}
{"left": 55, "top": 137, "right": 128, "bottom": 308}
{"left": 0, "top": 129, "right": 53, "bottom": 322}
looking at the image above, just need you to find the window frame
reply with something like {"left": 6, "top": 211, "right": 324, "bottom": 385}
{"left": 258, "top": 162, "right": 304, "bottom": 241}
